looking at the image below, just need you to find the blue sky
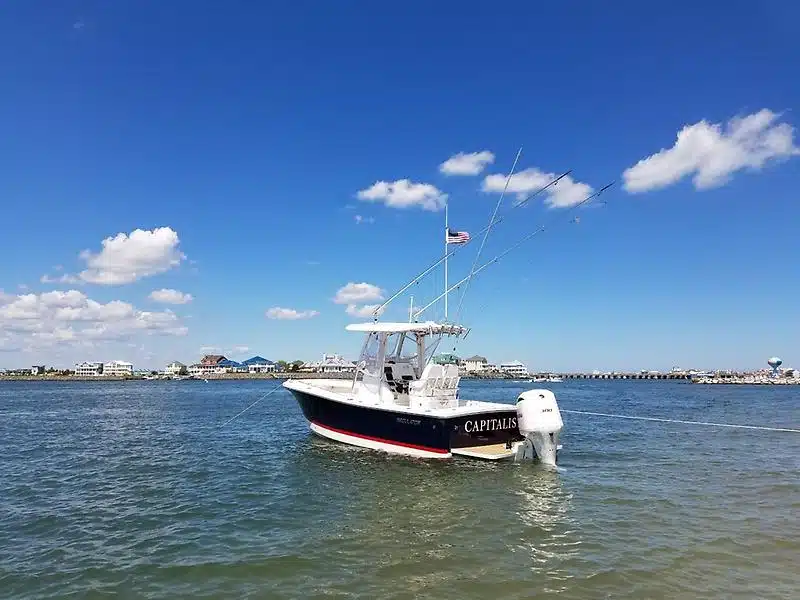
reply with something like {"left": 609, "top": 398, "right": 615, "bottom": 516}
{"left": 1, "top": 1, "right": 799, "bottom": 372}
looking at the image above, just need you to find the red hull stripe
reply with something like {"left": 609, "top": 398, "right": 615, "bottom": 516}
{"left": 311, "top": 421, "right": 450, "bottom": 455}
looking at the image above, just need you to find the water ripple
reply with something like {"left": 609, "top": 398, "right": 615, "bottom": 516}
{"left": 0, "top": 379, "right": 797, "bottom": 599}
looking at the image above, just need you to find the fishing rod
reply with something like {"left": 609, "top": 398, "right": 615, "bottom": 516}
{"left": 452, "top": 147, "right": 522, "bottom": 322}
{"left": 412, "top": 182, "right": 615, "bottom": 320}
{"left": 371, "top": 167, "right": 573, "bottom": 318}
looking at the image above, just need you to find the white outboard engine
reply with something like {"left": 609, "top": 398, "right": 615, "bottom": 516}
{"left": 515, "top": 389, "right": 563, "bottom": 466}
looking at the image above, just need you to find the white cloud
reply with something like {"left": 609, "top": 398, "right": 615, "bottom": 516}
{"left": 623, "top": 109, "right": 800, "bottom": 193}
{"left": 149, "top": 288, "right": 193, "bottom": 305}
{"left": 0, "top": 289, "right": 188, "bottom": 352}
{"left": 18, "top": 284, "right": 29, "bottom": 291}
{"left": 354, "top": 215, "right": 375, "bottom": 225}
{"left": 345, "top": 304, "right": 385, "bottom": 318}
{"left": 333, "top": 282, "right": 385, "bottom": 305}
{"left": 265, "top": 307, "right": 319, "bottom": 320}
{"left": 231, "top": 345, "right": 250, "bottom": 354}
{"left": 41, "top": 273, "right": 81, "bottom": 285}
{"left": 199, "top": 345, "right": 221, "bottom": 353}
{"left": 439, "top": 150, "right": 495, "bottom": 176}
{"left": 482, "top": 168, "right": 593, "bottom": 208}
{"left": 78, "top": 226, "right": 186, "bottom": 285}
{"left": 357, "top": 180, "right": 447, "bottom": 211}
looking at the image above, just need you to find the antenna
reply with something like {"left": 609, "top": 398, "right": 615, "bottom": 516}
{"left": 371, "top": 168, "right": 572, "bottom": 318}
{"left": 413, "top": 182, "right": 615, "bottom": 320}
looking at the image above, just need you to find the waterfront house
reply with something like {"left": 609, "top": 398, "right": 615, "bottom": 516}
{"left": 74, "top": 362, "right": 103, "bottom": 376}
{"left": 301, "top": 353, "right": 356, "bottom": 374}
{"left": 499, "top": 360, "right": 528, "bottom": 377}
{"left": 164, "top": 361, "right": 186, "bottom": 376}
{"left": 463, "top": 355, "right": 488, "bottom": 373}
{"left": 103, "top": 360, "right": 134, "bottom": 377}
{"left": 242, "top": 356, "right": 276, "bottom": 373}
{"left": 200, "top": 354, "right": 226, "bottom": 365}
{"left": 433, "top": 353, "right": 460, "bottom": 365}
{"left": 215, "top": 359, "right": 245, "bottom": 373}
{"left": 30, "top": 365, "right": 46, "bottom": 376}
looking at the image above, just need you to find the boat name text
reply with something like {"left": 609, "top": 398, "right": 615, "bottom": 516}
{"left": 464, "top": 417, "right": 517, "bottom": 433}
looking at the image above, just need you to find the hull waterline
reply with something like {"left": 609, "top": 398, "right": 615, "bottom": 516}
{"left": 289, "top": 388, "right": 524, "bottom": 459}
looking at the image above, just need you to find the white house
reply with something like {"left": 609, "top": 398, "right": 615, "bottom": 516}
{"left": 164, "top": 361, "right": 186, "bottom": 376}
{"left": 302, "top": 354, "right": 356, "bottom": 373}
{"left": 75, "top": 362, "right": 103, "bottom": 376}
{"left": 242, "top": 356, "right": 277, "bottom": 373}
{"left": 462, "top": 355, "right": 488, "bottom": 373}
{"left": 104, "top": 360, "right": 134, "bottom": 377}
{"left": 499, "top": 360, "right": 529, "bottom": 377}
{"left": 30, "top": 365, "right": 46, "bottom": 376}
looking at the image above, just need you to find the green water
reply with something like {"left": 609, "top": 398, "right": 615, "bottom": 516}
{"left": 1, "top": 379, "right": 798, "bottom": 598}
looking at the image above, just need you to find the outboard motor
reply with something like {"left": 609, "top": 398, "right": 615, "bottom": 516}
{"left": 515, "top": 389, "right": 563, "bottom": 466}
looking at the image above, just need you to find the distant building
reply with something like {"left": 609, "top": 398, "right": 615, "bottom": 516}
{"left": 30, "top": 365, "right": 46, "bottom": 376}
{"left": 302, "top": 353, "right": 356, "bottom": 374}
{"left": 200, "top": 355, "right": 226, "bottom": 365}
{"left": 103, "top": 360, "right": 133, "bottom": 377}
{"left": 164, "top": 361, "right": 186, "bottom": 376}
{"left": 75, "top": 362, "right": 103, "bottom": 376}
{"left": 188, "top": 364, "right": 211, "bottom": 377}
{"left": 242, "top": 356, "right": 276, "bottom": 373}
{"left": 433, "top": 353, "right": 460, "bottom": 365}
{"left": 499, "top": 360, "right": 528, "bottom": 377}
{"left": 215, "top": 359, "right": 245, "bottom": 373}
{"left": 463, "top": 355, "right": 488, "bottom": 372}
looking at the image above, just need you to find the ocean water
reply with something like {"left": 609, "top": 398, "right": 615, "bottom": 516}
{"left": 0, "top": 379, "right": 798, "bottom": 599}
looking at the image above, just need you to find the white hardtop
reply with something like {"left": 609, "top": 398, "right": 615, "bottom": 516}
{"left": 345, "top": 320, "right": 468, "bottom": 336}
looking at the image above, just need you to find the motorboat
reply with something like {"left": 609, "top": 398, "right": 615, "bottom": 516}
{"left": 282, "top": 157, "right": 611, "bottom": 466}
{"left": 283, "top": 321, "right": 563, "bottom": 465}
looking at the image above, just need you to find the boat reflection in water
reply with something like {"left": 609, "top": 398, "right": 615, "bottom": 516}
{"left": 510, "top": 468, "right": 581, "bottom": 592}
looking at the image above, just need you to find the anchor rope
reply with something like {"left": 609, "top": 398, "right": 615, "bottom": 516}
{"left": 561, "top": 409, "right": 800, "bottom": 434}
{"left": 218, "top": 383, "right": 283, "bottom": 428}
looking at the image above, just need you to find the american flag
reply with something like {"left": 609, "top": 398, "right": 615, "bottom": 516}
{"left": 446, "top": 228, "right": 470, "bottom": 244}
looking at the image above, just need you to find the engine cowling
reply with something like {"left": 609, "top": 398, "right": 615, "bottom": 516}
{"left": 516, "top": 389, "right": 563, "bottom": 466}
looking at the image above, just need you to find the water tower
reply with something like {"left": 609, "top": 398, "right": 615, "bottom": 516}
{"left": 767, "top": 356, "right": 782, "bottom": 377}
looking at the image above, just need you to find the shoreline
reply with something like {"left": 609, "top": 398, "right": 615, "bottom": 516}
{"left": 2, "top": 372, "right": 796, "bottom": 384}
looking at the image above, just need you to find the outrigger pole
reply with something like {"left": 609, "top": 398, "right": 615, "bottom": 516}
{"left": 371, "top": 168, "right": 573, "bottom": 318}
{"left": 412, "top": 182, "right": 615, "bottom": 320}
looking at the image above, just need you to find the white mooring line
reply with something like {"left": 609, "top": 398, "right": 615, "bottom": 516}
{"left": 561, "top": 409, "right": 800, "bottom": 434}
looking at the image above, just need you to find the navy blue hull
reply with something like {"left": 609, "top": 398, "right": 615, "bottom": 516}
{"left": 290, "top": 389, "right": 523, "bottom": 454}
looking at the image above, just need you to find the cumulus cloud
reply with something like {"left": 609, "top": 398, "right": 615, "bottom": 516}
{"left": 354, "top": 215, "right": 375, "bottom": 225}
{"left": 79, "top": 226, "right": 186, "bottom": 285}
{"left": 439, "top": 150, "right": 495, "bottom": 176}
{"left": 149, "top": 288, "right": 193, "bottom": 304}
{"left": 333, "top": 282, "right": 385, "bottom": 305}
{"left": 345, "top": 304, "right": 385, "bottom": 318}
{"left": 623, "top": 109, "right": 800, "bottom": 193}
{"left": 265, "top": 307, "right": 319, "bottom": 320}
{"left": 482, "top": 168, "right": 593, "bottom": 208}
{"left": 0, "top": 289, "right": 188, "bottom": 351}
{"left": 357, "top": 180, "right": 447, "bottom": 211}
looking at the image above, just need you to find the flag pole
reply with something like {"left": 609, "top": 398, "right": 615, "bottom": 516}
{"left": 444, "top": 197, "right": 449, "bottom": 321}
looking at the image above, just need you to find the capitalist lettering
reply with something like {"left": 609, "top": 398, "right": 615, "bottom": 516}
{"left": 464, "top": 417, "right": 517, "bottom": 433}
